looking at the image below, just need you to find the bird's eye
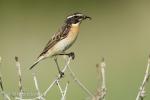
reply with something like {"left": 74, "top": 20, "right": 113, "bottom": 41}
{"left": 74, "top": 16, "right": 78, "bottom": 18}
{"left": 74, "top": 16, "right": 82, "bottom": 19}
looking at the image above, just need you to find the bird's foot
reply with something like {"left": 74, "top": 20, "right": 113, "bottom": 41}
{"left": 68, "top": 52, "right": 75, "bottom": 60}
{"left": 59, "top": 71, "right": 64, "bottom": 78}
{"left": 58, "top": 52, "right": 75, "bottom": 59}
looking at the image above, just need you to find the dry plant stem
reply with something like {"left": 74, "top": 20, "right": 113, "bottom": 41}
{"left": 15, "top": 56, "right": 23, "bottom": 99}
{"left": 0, "top": 76, "right": 3, "bottom": 91}
{"left": 15, "top": 98, "right": 31, "bottom": 100}
{"left": 99, "top": 58, "right": 106, "bottom": 100}
{"left": 0, "top": 56, "right": 4, "bottom": 91}
{"left": 16, "top": 74, "right": 45, "bottom": 100}
{"left": 33, "top": 73, "right": 45, "bottom": 100}
{"left": 92, "top": 64, "right": 101, "bottom": 100}
{"left": 32, "top": 57, "right": 72, "bottom": 100}
{"left": 61, "top": 82, "right": 69, "bottom": 100}
{"left": 67, "top": 64, "right": 94, "bottom": 98}
{"left": 3, "top": 94, "right": 11, "bottom": 100}
{"left": 92, "top": 58, "right": 106, "bottom": 100}
{"left": 56, "top": 80, "right": 69, "bottom": 100}
{"left": 56, "top": 80, "right": 64, "bottom": 97}
{"left": 43, "top": 57, "right": 71, "bottom": 96}
{"left": 0, "top": 56, "right": 11, "bottom": 100}
{"left": 136, "top": 56, "right": 150, "bottom": 100}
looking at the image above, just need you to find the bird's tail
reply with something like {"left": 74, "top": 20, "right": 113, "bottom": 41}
{"left": 29, "top": 56, "right": 44, "bottom": 70}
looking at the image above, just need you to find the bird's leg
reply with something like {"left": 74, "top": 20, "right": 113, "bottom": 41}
{"left": 54, "top": 57, "right": 64, "bottom": 78}
{"left": 68, "top": 52, "right": 75, "bottom": 59}
{"left": 58, "top": 52, "right": 75, "bottom": 60}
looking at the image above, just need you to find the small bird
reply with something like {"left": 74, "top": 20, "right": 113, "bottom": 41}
{"left": 29, "top": 12, "right": 91, "bottom": 75}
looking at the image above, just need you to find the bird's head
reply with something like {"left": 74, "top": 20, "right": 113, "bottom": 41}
{"left": 65, "top": 12, "right": 91, "bottom": 25}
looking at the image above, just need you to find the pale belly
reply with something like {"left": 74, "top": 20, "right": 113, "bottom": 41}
{"left": 46, "top": 25, "right": 79, "bottom": 57}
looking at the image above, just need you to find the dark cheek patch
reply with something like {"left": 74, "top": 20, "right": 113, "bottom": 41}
{"left": 66, "top": 17, "right": 80, "bottom": 24}
{"left": 66, "top": 19, "right": 72, "bottom": 24}
{"left": 74, "top": 19, "right": 79, "bottom": 24}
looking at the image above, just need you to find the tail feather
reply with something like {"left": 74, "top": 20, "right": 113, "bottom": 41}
{"left": 29, "top": 56, "right": 44, "bottom": 70}
{"left": 29, "top": 61, "right": 39, "bottom": 70}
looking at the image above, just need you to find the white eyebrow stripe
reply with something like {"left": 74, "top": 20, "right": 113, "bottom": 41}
{"left": 76, "top": 14, "right": 83, "bottom": 16}
{"left": 67, "top": 15, "right": 75, "bottom": 19}
{"left": 67, "top": 13, "right": 83, "bottom": 19}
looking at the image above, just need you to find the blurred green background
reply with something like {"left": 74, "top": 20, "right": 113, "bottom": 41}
{"left": 0, "top": 0, "right": 150, "bottom": 100}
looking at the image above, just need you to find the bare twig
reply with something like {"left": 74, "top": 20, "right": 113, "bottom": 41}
{"left": 32, "top": 56, "right": 72, "bottom": 99}
{"left": 43, "top": 57, "right": 71, "bottom": 96}
{"left": 100, "top": 58, "right": 106, "bottom": 99}
{"left": 0, "top": 75, "right": 3, "bottom": 91}
{"left": 33, "top": 73, "right": 45, "bottom": 100}
{"left": 0, "top": 56, "right": 4, "bottom": 91}
{"left": 0, "top": 56, "right": 11, "bottom": 100}
{"left": 56, "top": 80, "right": 63, "bottom": 97}
{"left": 56, "top": 80, "right": 69, "bottom": 100}
{"left": 136, "top": 55, "right": 150, "bottom": 100}
{"left": 15, "top": 56, "right": 23, "bottom": 99}
{"left": 93, "top": 58, "right": 106, "bottom": 100}
{"left": 61, "top": 82, "right": 69, "bottom": 100}
{"left": 15, "top": 98, "right": 33, "bottom": 100}
{"left": 67, "top": 62, "right": 94, "bottom": 98}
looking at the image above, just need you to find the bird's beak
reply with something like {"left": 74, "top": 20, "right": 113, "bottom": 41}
{"left": 83, "top": 15, "right": 92, "bottom": 20}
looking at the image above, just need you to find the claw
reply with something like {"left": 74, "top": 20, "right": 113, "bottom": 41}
{"left": 59, "top": 71, "right": 64, "bottom": 78}
{"left": 68, "top": 52, "right": 75, "bottom": 60}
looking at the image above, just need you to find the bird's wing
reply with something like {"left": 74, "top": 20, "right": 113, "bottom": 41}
{"left": 38, "top": 23, "right": 71, "bottom": 57}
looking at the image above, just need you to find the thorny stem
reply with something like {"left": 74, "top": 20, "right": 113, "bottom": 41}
{"left": 136, "top": 55, "right": 150, "bottom": 100}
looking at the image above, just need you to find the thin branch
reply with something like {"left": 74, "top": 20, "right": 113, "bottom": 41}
{"left": 32, "top": 56, "right": 72, "bottom": 99}
{"left": 0, "top": 56, "right": 4, "bottom": 91}
{"left": 67, "top": 63, "right": 94, "bottom": 98}
{"left": 0, "top": 56, "right": 11, "bottom": 100}
{"left": 33, "top": 73, "right": 40, "bottom": 96}
{"left": 136, "top": 55, "right": 150, "bottom": 100}
{"left": 56, "top": 80, "right": 69, "bottom": 100}
{"left": 0, "top": 75, "right": 3, "bottom": 91}
{"left": 61, "top": 82, "right": 69, "bottom": 100}
{"left": 33, "top": 73, "right": 45, "bottom": 100}
{"left": 93, "top": 58, "right": 106, "bottom": 100}
{"left": 15, "top": 98, "right": 33, "bottom": 100}
{"left": 43, "top": 57, "right": 71, "bottom": 96}
{"left": 15, "top": 56, "right": 23, "bottom": 99}
{"left": 56, "top": 80, "right": 64, "bottom": 97}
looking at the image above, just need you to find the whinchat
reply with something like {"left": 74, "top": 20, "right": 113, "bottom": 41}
{"left": 29, "top": 12, "right": 91, "bottom": 76}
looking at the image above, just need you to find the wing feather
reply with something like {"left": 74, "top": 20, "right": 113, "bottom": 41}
{"left": 38, "top": 23, "right": 71, "bottom": 57}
